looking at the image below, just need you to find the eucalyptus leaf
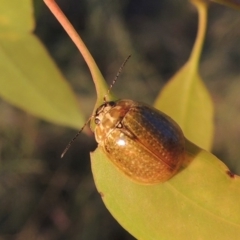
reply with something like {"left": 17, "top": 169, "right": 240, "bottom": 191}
{"left": 154, "top": 63, "right": 214, "bottom": 151}
{"left": 91, "top": 142, "right": 240, "bottom": 240}
{"left": 0, "top": 0, "right": 83, "bottom": 129}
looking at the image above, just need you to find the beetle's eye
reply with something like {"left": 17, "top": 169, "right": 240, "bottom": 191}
{"left": 108, "top": 101, "right": 116, "bottom": 107}
{"left": 95, "top": 118, "right": 100, "bottom": 125}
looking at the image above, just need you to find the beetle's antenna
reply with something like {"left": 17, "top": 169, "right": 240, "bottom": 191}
{"left": 103, "top": 55, "right": 131, "bottom": 102}
{"left": 61, "top": 117, "right": 92, "bottom": 158}
{"left": 61, "top": 55, "right": 131, "bottom": 158}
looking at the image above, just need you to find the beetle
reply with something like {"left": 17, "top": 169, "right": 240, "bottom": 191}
{"left": 94, "top": 99, "right": 185, "bottom": 184}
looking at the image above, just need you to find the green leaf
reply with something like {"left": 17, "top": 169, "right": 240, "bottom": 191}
{"left": 0, "top": 0, "right": 84, "bottom": 129}
{"left": 154, "top": 0, "right": 214, "bottom": 151}
{"left": 0, "top": 0, "right": 33, "bottom": 32}
{"left": 154, "top": 63, "right": 214, "bottom": 151}
{"left": 91, "top": 142, "right": 240, "bottom": 240}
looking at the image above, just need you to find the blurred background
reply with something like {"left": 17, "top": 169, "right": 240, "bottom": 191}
{"left": 1, "top": 0, "right": 240, "bottom": 239}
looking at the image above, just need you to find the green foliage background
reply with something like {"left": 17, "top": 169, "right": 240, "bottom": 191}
{"left": 0, "top": 0, "right": 240, "bottom": 239}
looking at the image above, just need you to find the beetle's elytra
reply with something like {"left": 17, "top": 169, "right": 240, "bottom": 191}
{"left": 94, "top": 99, "right": 185, "bottom": 184}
